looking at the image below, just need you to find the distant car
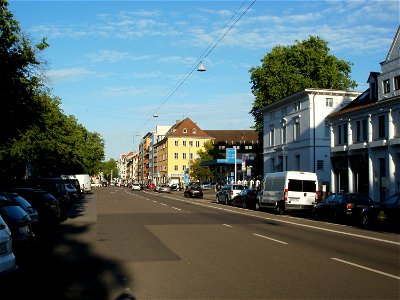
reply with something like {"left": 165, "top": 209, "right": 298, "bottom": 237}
{"left": 155, "top": 185, "right": 171, "bottom": 193}
{"left": 0, "top": 214, "right": 17, "bottom": 276}
{"left": 147, "top": 183, "right": 156, "bottom": 190}
{"left": 216, "top": 184, "right": 247, "bottom": 205}
{"left": 184, "top": 185, "right": 203, "bottom": 198}
{"left": 170, "top": 184, "right": 181, "bottom": 191}
{"left": 131, "top": 183, "right": 141, "bottom": 191}
{"left": 233, "top": 188, "right": 260, "bottom": 210}
{"left": 313, "top": 193, "right": 377, "bottom": 223}
{"left": 361, "top": 193, "right": 400, "bottom": 231}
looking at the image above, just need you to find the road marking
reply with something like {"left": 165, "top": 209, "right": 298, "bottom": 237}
{"left": 331, "top": 258, "right": 400, "bottom": 280}
{"left": 222, "top": 224, "right": 232, "bottom": 228}
{"left": 171, "top": 207, "right": 181, "bottom": 211}
{"left": 253, "top": 233, "right": 288, "bottom": 245}
{"left": 140, "top": 191, "right": 399, "bottom": 246}
{"left": 160, "top": 203, "right": 167, "bottom": 206}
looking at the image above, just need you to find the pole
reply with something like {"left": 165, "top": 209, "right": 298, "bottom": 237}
{"left": 234, "top": 147, "right": 237, "bottom": 184}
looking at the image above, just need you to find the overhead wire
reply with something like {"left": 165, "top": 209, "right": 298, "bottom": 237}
{"left": 136, "top": 0, "right": 257, "bottom": 136}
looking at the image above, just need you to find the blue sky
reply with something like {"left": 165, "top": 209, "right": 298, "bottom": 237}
{"left": 8, "top": 0, "right": 399, "bottom": 160}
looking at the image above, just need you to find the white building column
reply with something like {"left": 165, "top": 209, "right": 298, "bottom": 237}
{"left": 387, "top": 108, "right": 396, "bottom": 195}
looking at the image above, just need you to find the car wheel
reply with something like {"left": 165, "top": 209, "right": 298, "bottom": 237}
{"left": 225, "top": 196, "right": 229, "bottom": 205}
{"left": 242, "top": 201, "right": 247, "bottom": 209}
{"left": 276, "top": 203, "right": 284, "bottom": 215}
{"left": 362, "top": 214, "right": 371, "bottom": 228}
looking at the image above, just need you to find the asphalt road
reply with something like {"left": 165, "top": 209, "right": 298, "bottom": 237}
{"left": 2, "top": 187, "right": 399, "bottom": 300}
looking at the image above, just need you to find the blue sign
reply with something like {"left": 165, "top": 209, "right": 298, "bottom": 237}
{"left": 226, "top": 148, "right": 236, "bottom": 163}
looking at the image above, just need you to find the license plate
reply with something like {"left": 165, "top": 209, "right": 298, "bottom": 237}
{"left": 19, "top": 226, "right": 30, "bottom": 235}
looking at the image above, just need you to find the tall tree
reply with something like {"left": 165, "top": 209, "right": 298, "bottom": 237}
{"left": 249, "top": 36, "right": 357, "bottom": 132}
{"left": 0, "top": 0, "right": 48, "bottom": 145}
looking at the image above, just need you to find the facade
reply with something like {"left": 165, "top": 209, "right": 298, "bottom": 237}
{"left": 202, "top": 130, "right": 262, "bottom": 182}
{"left": 155, "top": 118, "right": 213, "bottom": 186}
{"left": 259, "top": 89, "right": 361, "bottom": 191}
{"left": 327, "top": 27, "right": 400, "bottom": 201}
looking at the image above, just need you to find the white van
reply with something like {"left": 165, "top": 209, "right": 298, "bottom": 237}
{"left": 62, "top": 174, "right": 92, "bottom": 193}
{"left": 260, "top": 171, "right": 318, "bottom": 214}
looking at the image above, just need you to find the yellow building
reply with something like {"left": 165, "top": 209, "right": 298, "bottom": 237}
{"left": 155, "top": 118, "right": 213, "bottom": 185}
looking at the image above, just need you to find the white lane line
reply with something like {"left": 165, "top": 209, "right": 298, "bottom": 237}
{"left": 152, "top": 200, "right": 157, "bottom": 203}
{"left": 171, "top": 207, "right": 181, "bottom": 211}
{"left": 222, "top": 224, "right": 232, "bottom": 228}
{"left": 160, "top": 203, "right": 167, "bottom": 206}
{"left": 253, "top": 233, "right": 288, "bottom": 245}
{"left": 141, "top": 191, "right": 399, "bottom": 246}
{"left": 331, "top": 258, "right": 400, "bottom": 280}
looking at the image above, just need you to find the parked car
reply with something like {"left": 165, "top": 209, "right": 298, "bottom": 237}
{"left": 184, "top": 185, "right": 203, "bottom": 198}
{"left": 313, "top": 192, "right": 377, "bottom": 223}
{"left": 0, "top": 195, "right": 36, "bottom": 251}
{"left": 131, "top": 183, "right": 141, "bottom": 191}
{"left": 0, "top": 192, "right": 39, "bottom": 224}
{"left": 170, "top": 184, "right": 181, "bottom": 191}
{"left": 0, "top": 214, "right": 17, "bottom": 276}
{"left": 64, "top": 182, "right": 79, "bottom": 202}
{"left": 233, "top": 188, "right": 260, "bottom": 210}
{"left": 361, "top": 193, "right": 400, "bottom": 231}
{"left": 11, "top": 188, "right": 61, "bottom": 223}
{"left": 216, "top": 184, "right": 247, "bottom": 205}
{"left": 147, "top": 183, "right": 156, "bottom": 190}
{"left": 155, "top": 185, "right": 171, "bottom": 193}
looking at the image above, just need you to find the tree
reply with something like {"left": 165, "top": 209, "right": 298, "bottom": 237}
{"left": 189, "top": 140, "right": 220, "bottom": 182}
{"left": 0, "top": 0, "right": 48, "bottom": 145}
{"left": 249, "top": 36, "right": 357, "bottom": 132}
{"left": 100, "top": 159, "right": 118, "bottom": 183}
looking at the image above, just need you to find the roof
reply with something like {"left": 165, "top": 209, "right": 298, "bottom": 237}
{"left": 165, "top": 117, "right": 213, "bottom": 139}
{"left": 384, "top": 26, "right": 400, "bottom": 62}
{"left": 204, "top": 130, "right": 260, "bottom": 144}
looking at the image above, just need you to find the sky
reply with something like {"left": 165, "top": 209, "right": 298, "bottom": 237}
{"left": 8, "top": 0, "right": 400, "bottom": 160}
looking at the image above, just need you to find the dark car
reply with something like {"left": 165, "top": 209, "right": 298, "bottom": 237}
{"left": 361, "top": 193, "right": 400, "bottom": 231}
{"left": 0, "top": 195, "right": 36, "bottom": 250}
{"left": 184, "top": 185, "right": 203, "bottom": 198}
{"left": 11, "top": 188, "right": 61, "bottom": 223}
{"left": 170, "top": 184, "right": 181, "bottom": 191}
{"left": 232, "top": 188, "right": 260, "bottom": 210}
{"left": 0, "top": 192, "right": 39, "bottom": 224}
{"left": 313, "top": 192, "right": 377, "bottom": 223}
{"left": 23, "top": 178, "right": 71, "bottom": 211}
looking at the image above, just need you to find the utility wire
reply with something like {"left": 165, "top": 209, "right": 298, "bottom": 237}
{"left": 136, "top": 0, "right": 257, "bottom": 136}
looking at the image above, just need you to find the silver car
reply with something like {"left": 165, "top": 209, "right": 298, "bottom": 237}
{"left": 0, "top": 214, "right": 17, "bottom": 275}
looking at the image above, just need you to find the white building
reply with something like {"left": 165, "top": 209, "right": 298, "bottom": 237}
{"left": 259, "top": 89, "right": 361, "bottom": 190}
{"left": 327, "top": 27, "right": 400, "bottom": 201}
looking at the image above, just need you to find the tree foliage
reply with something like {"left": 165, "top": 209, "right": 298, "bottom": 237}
{"left": 0, "top": 0, "right": 105, "bottom": 179}
{"left": 249, "top": 36, "right": 357, "bottom": 132}
{"left": 100, "top": 159, "right": 118, "bottom": 182}
{"left": 189, "top": 140, "right": 220, "bottom": 182}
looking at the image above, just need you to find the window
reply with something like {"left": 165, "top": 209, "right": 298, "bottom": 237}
{"left": 294, "top": 120, "right": 300, "bottom": 141}
{"left": 192, "top": 128, "right": 196, "bottom": 134}
{"left": 378, "top": 115, "right": 386, "bottom": 139}
{"left": 183, "top": 128, "right": 187, "bottom": 133}
{"left": 270, "top": 111, "right": 275, "bottom": 121}
{"left": 183, "top": 141, "right": 186, "bottom": 147}
{"left": 294, "top": 101, "right": 301, "bottom": 111}
{"left": 174, "top": 165, "right": 178, "bottom": 171}
{"left": 174, "top": 140, "right": 178, "bottom": 146}
{"left": 196, "top": 141, "right": 200, "bottom": 147}
{"left": 337, "top": 124, "right": 347, "bottom": 145}
{"left": 269, "top": 127, "right": 275, "bottom": 146}
{"left": 219, "top": 145, "right": 225, "bottom": 150}
{"left": 282, "top": 124, "right": 287, "bottom": 144}
{"left": 189, "top": 153, "right": 193, "bottom": 160}
{"left": 183, "top": 165, "right": 186, "bottom": 171}
{"left": 245, "top": 145, "right": 253, "bottom": 150}
{"left": 394, "top": 75, "right": 400, "bottom": 91}
{"left": 174, "top": 153, "right": 178, "bottom": 159}
{"left": 326, "top": 98, "right": 333, "bottom": 107}
{"left": 355, "top": 119, "right": 368, "bottom": 142}
{"left": 189, "top": 141, "right": 193, "bottom": 147}
{"left": 183, "top": 153, "right": 187, "bottom": 159}
{"left": 383, "top": 79, "right": 390, "bottom": 93}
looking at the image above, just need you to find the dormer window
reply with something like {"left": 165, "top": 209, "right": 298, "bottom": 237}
{"left": 192, "top": 128, "right": 196, "bottom": 134}
{"left": 383, "top": 79, "right": 390, "bottom": 93}
{"left": 183, "top": 128, "right": 187, "bottom": 134}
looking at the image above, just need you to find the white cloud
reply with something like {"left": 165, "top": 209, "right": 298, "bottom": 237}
{"left": 86, "top": 50, "right": 151, "bottom": 63}
{"left": 47, "top": 67, "right": 93, "bottom": 82}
